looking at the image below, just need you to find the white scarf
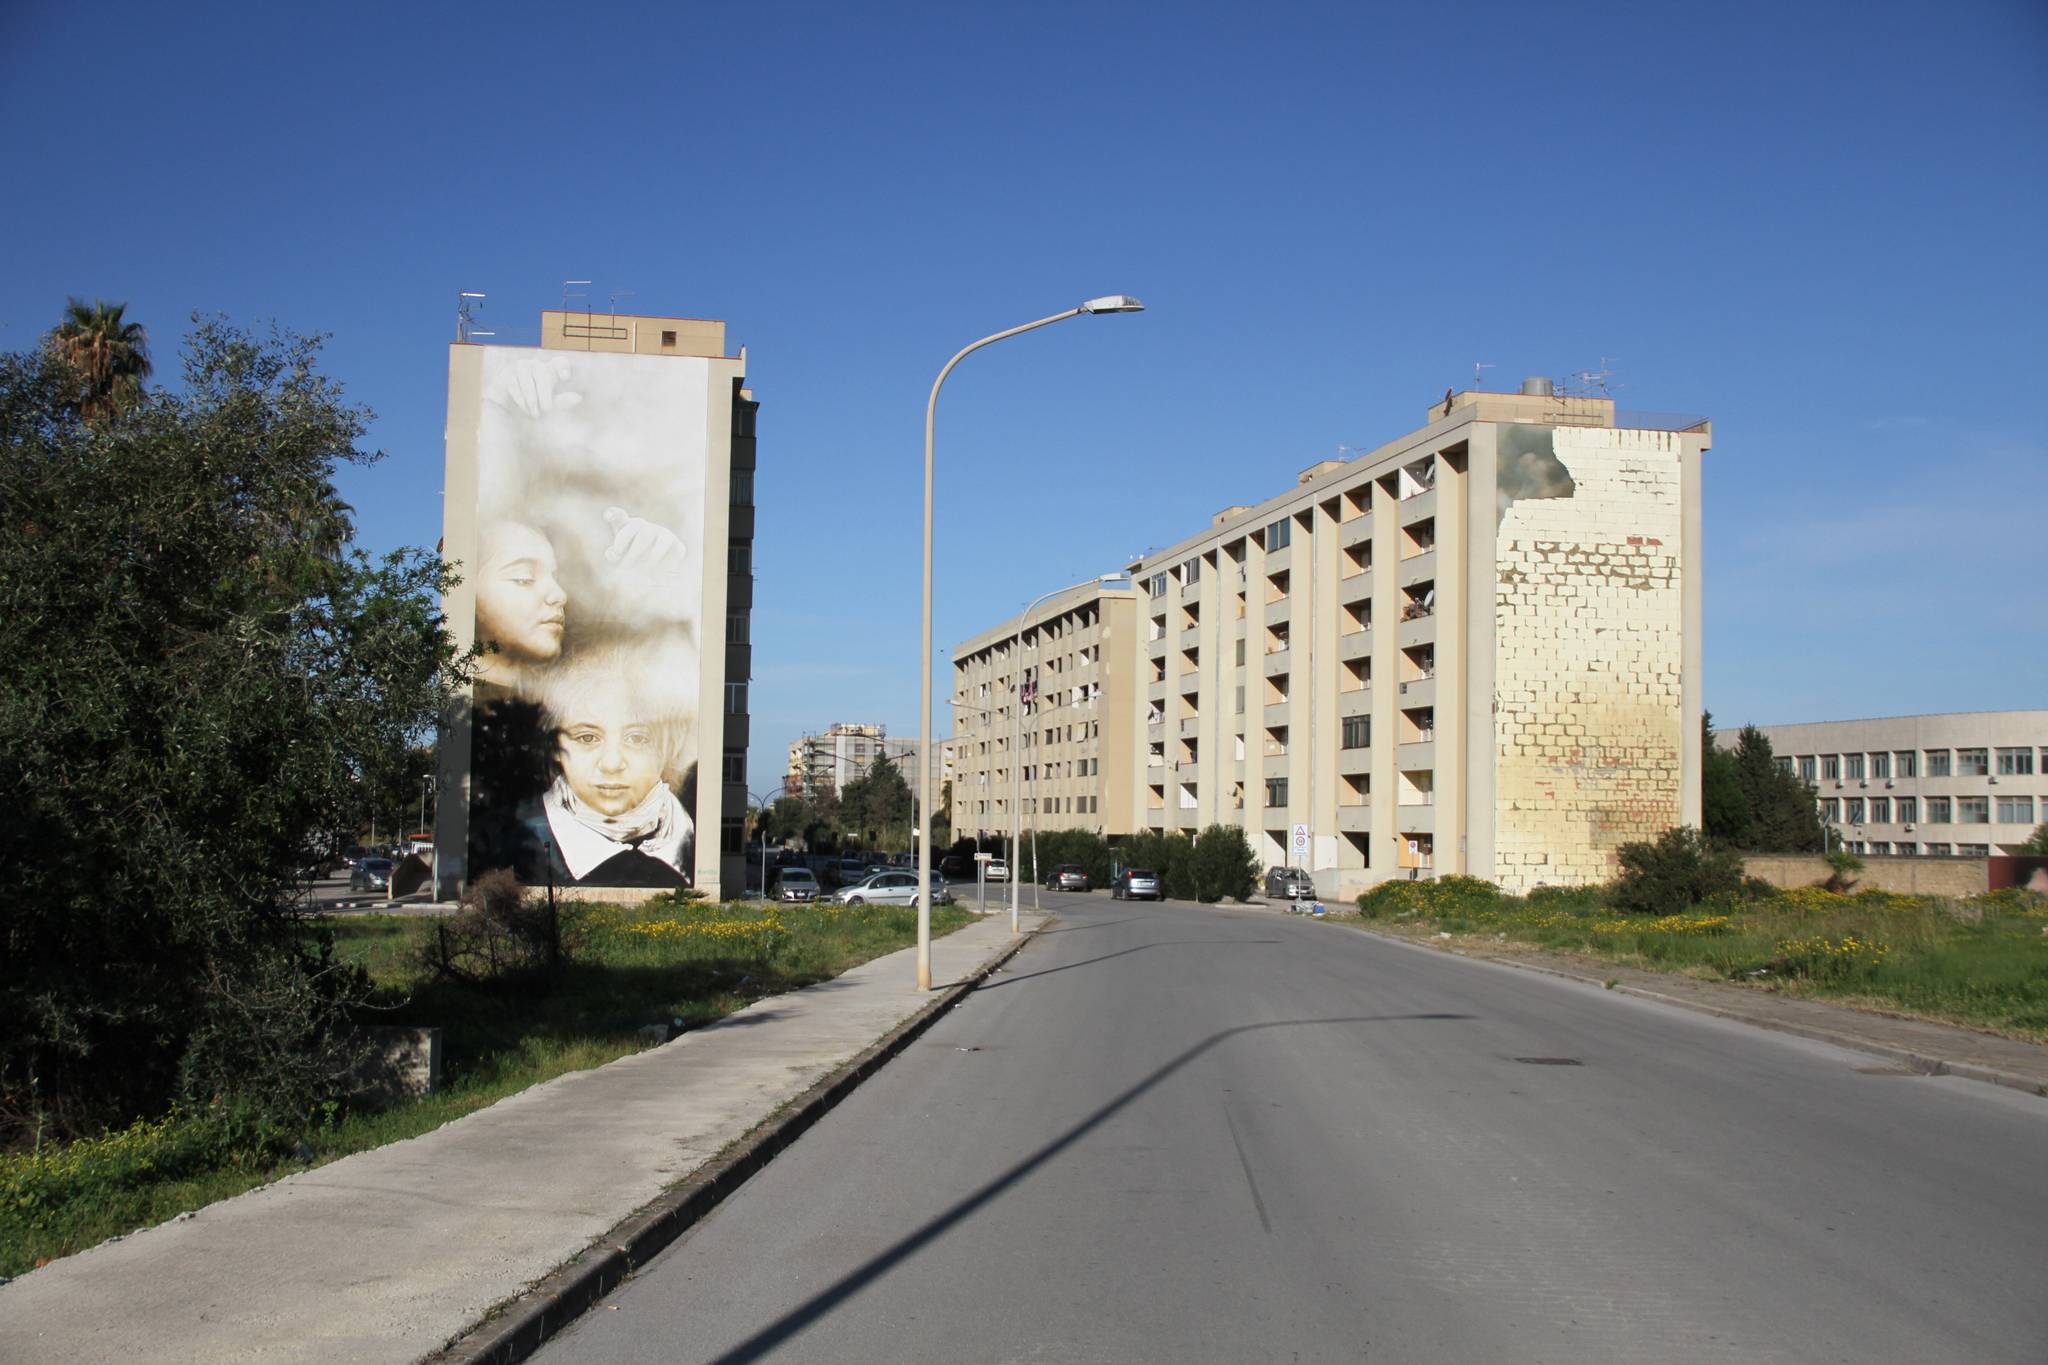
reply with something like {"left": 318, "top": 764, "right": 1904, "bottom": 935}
{"left": 542, "top": 776, "right": 690, "bottom": 880}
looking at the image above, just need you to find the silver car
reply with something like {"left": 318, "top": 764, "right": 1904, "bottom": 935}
{"left": 833, "top": 871, "right": 955, "bottom": 907}
{"left": 1264, "top": 866, "right": 1317, "bottom": 900}
{"left": 1111, "top": 868, "right": 1162, "bottom": 901}
{"left": 770, "top": 868, "right": 820, "bottom": 903}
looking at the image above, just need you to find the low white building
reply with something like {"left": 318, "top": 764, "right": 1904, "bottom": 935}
{"left": 1722, "top": 711, "right": 2046, "bottom": 856}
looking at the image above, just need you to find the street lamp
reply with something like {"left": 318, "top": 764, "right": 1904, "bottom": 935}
{"left": 1011, "top": 575, "right": 1128, "bottom": 929}
{"left": 744, "top": 788, "right": 783, "bottom": 900}
{"left": 916, "top": 296, "right": 1144, "bottom": 990}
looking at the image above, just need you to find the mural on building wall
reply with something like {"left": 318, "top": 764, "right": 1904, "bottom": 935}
{"left": 465, "top": 350, "right": 707, "bottom": 887}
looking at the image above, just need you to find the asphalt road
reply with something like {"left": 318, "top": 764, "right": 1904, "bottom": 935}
{"left": 537, "top": 892, "right": 2048, "bottom": 1365}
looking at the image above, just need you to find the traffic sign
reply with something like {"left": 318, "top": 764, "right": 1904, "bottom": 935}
{"left": 1291, "top": 823, "right": 1310, "bottom": 855}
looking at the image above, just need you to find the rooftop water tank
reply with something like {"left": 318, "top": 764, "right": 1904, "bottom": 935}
{"left": 1521, "top": 376, "right": 1554, "bottom": 397}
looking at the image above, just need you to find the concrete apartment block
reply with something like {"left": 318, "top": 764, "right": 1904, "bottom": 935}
{"left": 786, "top": 722, "right": 943, "bottom": 802}
{"left": 1720, "top": 711, "right": 2048, "bottom": 857}
{"left": 950, "top": 579, "right": 1140, "bottom": 844}
{"left": 956, "top": 382, "right": 1707, "bottom": 899}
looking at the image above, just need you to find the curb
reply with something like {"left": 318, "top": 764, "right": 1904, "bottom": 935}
{"left": 1352, "top": 926, "right": 2048, "bottom": 1100}
{"left": 428, "top": 922, "right": 1047, "bottom": 1365}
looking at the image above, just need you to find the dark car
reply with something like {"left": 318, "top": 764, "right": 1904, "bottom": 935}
{"left": 1264, "top": 866, "right": 1317, "bottom": 900}
{"left": 1111, "top": 868, "right": 1162, "bottom": 901}
{"left": 348, "top": 857, "right": 394, "bottom": 893}
{"left": 1044, "top": 864, "right": 1090, "bottom": 891}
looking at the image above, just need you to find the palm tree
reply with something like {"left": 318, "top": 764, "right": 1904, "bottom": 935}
{"left": 49, "top": 297, "right": 152, "bottom": 421}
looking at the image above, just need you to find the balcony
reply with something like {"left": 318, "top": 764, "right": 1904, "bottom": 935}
{"left": 1336, "top": 743, "right": 1372, "bottom": 773}
{"left": 1396, "top": 804, "right": 1435, "bottom": 834}
{"left": 1340, "top": 629, "right": 1371, "bottom": 662}
{"left": 1262, "top": 647, "right": 1291, "bottom": 677}
{"left": 1397, "top": 614, "right": 1435, "bottom": 649}
{"left": 1399, "top": 487, "right": 1436, "bottom": 521}
{"left": 1338, "top": 805, "right": 1371, "bottom": 834}
{"left": 1263, "top": 700, "right": 1290, "bottom": 728}
{"left": 1398, "top": 552, "right": 1436, "bottom": 588}
{"left": 1147, "top": 678, "right": 1168, "bottom": 702}
{"left": 1180, "top": 625, "right": 1203, "bottom": 650}
{"left": 1340, "top": 516, "right": 1373, "bottom": 549}
{"left": 1397, "top": 740, "right": 1435, "bottom": 770}
{"left": 1261, "top": 753, "right": 1290, "bottom": 779}
{"left": 1264, "top": 598, "right": 1290, "bottom": 627}
{"left": 1395, "top": 676, "right": 1435, "bottom": 708}
{"left": 1180, "top": 717, "right": 1200, "bottom": 738}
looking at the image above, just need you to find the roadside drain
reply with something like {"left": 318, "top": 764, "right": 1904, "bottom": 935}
{"left": 1513, "top": 1057, "right": 1583, "bottom": 1066}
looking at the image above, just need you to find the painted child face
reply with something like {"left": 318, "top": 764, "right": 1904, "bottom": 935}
{"left": 476, "top": 523, "right": 567, "bottom": 662}
{"left": 555, "top": 684, "right": 665, "bottom": 817}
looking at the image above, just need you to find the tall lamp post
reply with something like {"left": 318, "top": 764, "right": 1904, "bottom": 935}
{"left": 744, "top": 788, "right": 782, "bottom": 900}
{"left": 917, "top": 296, "right": 1144, "bottom": 990}
{"left": 1010, "top": 575, "right": 1128, "bottom": 928}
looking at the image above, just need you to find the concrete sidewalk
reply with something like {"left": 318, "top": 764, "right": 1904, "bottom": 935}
{"left": 0, "top": 912, "right": 1046, "bottom": 1365}
{"left": 1351, "top": 922, "right": 2048, "bottom": 1097}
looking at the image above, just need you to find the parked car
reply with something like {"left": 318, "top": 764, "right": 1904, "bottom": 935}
{"left": 1044, "top": 864, "right": 1090, "bottom": 891}
{"left": 832, "top": 871, "right": 954, "bottom": 907}
{"left": 830, "top": 855, "right": 868, "bottom": 888}
{"left": 1264, "top": 866, "right": 1318, "bottom": 900}
{"left": 984, "top": 858, "right": 1009, "bottom": 883}
{"left": 770, "top": 868, "right": 820, "bottom": 903}
{"left": 349, "top": 857, "right": 394, "bottom": 893}
{"left": 939, "top": 852, "right": 972, "bottom": 878}
{"left": 1111, "top": 867, "right": 1162, "bottom": 901}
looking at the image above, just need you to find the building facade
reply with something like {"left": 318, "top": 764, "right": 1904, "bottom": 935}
{"left": 954, "top": 382, "right": 1708, "bottom": 898}
{"left": 950, "top": 578, "right": 1141, "bottom": 842}
{"left": 1724, "top": 711, "right": 2047, "bottom": 856}
{"left": 785, "top": 723, "right": 935, "bottom": 800}
{"left": 435, "top": 309, "right": 755, "bottom": 898}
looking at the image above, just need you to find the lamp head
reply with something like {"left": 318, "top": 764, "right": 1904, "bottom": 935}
{"left": 1080, "top": 295, "right": 1145, "bottom": 314}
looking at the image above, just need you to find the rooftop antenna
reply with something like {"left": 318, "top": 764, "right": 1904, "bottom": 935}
{"left": 562, "top": 279, "right": 592, "bottom": 311}
{"left": 1566, "top": 358, "right": 1619, "bottom": 396}
{"left": 1473, "top": 361, "right": 1495, "bottom": 389}
{"left": 609, "top": 289, "right": 635, "bottom": 316}
{"left": 456, "top": 291, "right": 485, "bottom": 342}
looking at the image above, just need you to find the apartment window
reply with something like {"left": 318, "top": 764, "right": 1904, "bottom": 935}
{"left": 1797, "top": 755, "right": 1817, "bottom": 783}
{"left": 1869, "top": 752, "right": 1890, "bottom": 780}
{"left": 726, "top": 612, "right": 749, "bottom": 644}
{"left": 1894, "top": 750, "right": 1917, "bottom": 778}
{"left": 1957, "top": 748, "right": 1990, "bottom": 777}
{"left": 725, "top": 682, "right": 747, "bottom": 715}
{"left": 1234, "top": 685, "right": 1245, "bottom": 714}
{"left": 1895, "top": 796, "right": 1917, "bottom": 823}
{"left": 1956, "top": 796, "right": 1991, "bottom": 823}
{"left": 728, "top": 543, "right": 751, "bottom": 574}
{"left": 721, "top": 751, "right": 746, "bottom": 783}
{"left": 1996, "top": 747, "right": 2035, "bottom": 776}
{"left": 1342, "top": 715, "right": 1370, "bottom": 749}
{"left": 1926, "top": 796, "right": 1952, "bottom": 823}
{"left": 1844, "top": 752, "right": 1865, "bottom": 781}
{"left": 1957, "top": 844, "right": 1991, "bottom": 856}
{"left": 1149, "top": 573, "right": 1167, "bottom": 598}
{"left": 1821, "top": 755, "right": 1840, "bottom": 781}
{"left": 1895, "top": 842, "right": 1917, "bottom": 856}
{"left": 1996, "top": 796, "right": 2035, "bottom": 824}
{"left": 1925, "top": 749, "right": 1951, "bottom": 777}
{"left": 1183, "top": 557, "right": 1201, "bottom": 584}
{"left": 1775, "top": 757, "right": 1793, "bottom": 776}
{"left": 1845, "top": 798, "right": 1865, "bottom": 824}
{"left": 1820, "top": 798, "right": 1840, "bottom": 822}
{"left": 1265, "top": 777, "right": 1289, "bottom": 807}
{"left": 1869, "top": 797, "right": 1890, "bottom": 822}
{"left": 730, "top": 469, "right": 754, "bottom": 506}
{"left": 720, "top": 816, "right": 744, "bottom": 854}
{"left": 1235, "top": 638, "right": 1246, "bottom": 666}
{"left": 1264, "top": 518, "right": 1291, "bottom": 550}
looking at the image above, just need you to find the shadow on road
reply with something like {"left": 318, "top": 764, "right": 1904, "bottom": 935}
{"left": 703, "top": 1011, "right": 1477, "bottom": 1364}
{"left": 976, "top": 939, "right": 1281, "bottom": 990}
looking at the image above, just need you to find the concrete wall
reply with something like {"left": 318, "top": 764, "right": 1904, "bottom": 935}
{"left": 1742, "top": 854, "right": 1989, "bottom": 897}
{"left": 1491, "top": 427, "right": 1687, "bottom": 892}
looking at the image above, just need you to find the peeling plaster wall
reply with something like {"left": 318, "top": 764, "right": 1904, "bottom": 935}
{"left": 1493, "top": 427, "right": 1685, "bottom": 890}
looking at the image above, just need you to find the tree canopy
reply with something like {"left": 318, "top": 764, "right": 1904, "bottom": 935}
{"left": 48, "top": 296, "right": 152, "bottom": 423}
{"left": 1701, "top": 716, "right": 1824, "bottom": 853}
{"left": 0, "top": 315, "right": 464, "bottom": 1145}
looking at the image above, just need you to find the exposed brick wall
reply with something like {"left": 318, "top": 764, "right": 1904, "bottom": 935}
{"left": 1493, "top": 427, "right": 1685, "bottom": 891}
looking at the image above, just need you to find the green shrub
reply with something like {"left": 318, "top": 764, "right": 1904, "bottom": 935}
{"left": 1610, "top": 827, "right": 1744, "bottom": 916}
{"left": 1357, "top": 875, "right": 1506, "bottom": 918}
{"left": 1185, "top": 825, "right": 1260, "bottom": 902}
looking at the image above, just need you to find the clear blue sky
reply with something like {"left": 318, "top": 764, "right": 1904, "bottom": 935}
{"left": 4, "top": 0, "right": 2043, "bottom": 786}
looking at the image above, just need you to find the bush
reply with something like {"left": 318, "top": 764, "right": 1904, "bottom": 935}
{"left": 1610, "top": 827, "right": 1745, "bottom": 916}
{"left": 1357, "top": 875, "right": 1506, "bottom": 919}
{"left": 419, "top": 869, "right": 584, "bottom": 983}
{"left": 1185, "top": 825, "right": 1260, "bottom": 902}
{"left": 1822, "top": 847, "right": 1865, "bottom": 893}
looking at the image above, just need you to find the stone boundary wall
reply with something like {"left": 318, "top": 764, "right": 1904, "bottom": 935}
{"left": 1742, "top": 854, "right": 1988, "bottom": 897}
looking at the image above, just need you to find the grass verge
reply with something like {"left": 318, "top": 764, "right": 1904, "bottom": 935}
{"left": 1343, "top": 877, "right": 2048, "bottom": 1041}
{"left": 2, "top": 897, "right": 975, "bottom": 1277}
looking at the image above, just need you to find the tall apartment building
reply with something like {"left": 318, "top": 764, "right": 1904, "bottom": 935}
{"left": 436, "top": 309, "right": 756, "bottom": 898}
{"left": 1723, "top": 711, "right": 2047, "bottom": 856}
{"left": 950, "top": 578, "right": 1141, "bottom": 841}
{"left": 954, "top": 382, "right": 1708, "bottom": 898}
{"left": 785, "top": 723, "right": 935, "bottom": 799}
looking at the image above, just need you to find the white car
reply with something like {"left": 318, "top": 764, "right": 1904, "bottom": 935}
{"left": 984, "top": 858, "right": 1009, "bottom": 883}
{"left": 832, "top": 871, "right": 955, "bottom": 907}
